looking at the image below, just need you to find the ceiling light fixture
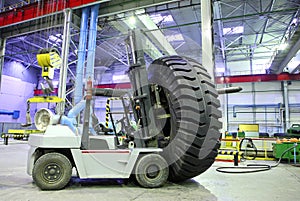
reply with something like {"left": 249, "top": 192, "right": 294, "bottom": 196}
{"left": 223, "top": 26, "right": 244, "bottom": 35}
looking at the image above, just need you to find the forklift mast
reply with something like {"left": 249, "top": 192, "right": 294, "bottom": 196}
{"left": 126, "top": 29, "right": 159, "bottom": 148}
{"left": 78, "top": 29, "right": 159, "bottom": 150}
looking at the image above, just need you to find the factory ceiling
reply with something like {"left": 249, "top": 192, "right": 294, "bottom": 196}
{"left": 0, "top": 0, "right": 300, "bottom": 79}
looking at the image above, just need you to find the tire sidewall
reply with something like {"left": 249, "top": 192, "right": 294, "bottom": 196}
{"left": 33, "top": 152, "right": 72, "bottom": 190}
{"left": 134, "top": 154, "right": 169, "bottom": 188}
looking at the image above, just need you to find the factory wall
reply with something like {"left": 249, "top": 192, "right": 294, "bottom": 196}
{"left": 287, "top": 81, "right": 300, "bottom": 125}
{"left": 2, "top": 61, "right": 39, "bottom": 84}
{"left": 0, "top": 61, "right": 39, "bottom": 123}
{"left": 219, "top": 80, "right": 300, "bottom": 136}
{"left": 0, "top": 75, "right": 35, "bottom": 123}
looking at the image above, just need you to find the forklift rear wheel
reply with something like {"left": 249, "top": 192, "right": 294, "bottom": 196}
{"left": 134, "top": 154, "right": 169, "bottom": 188}
{"left": 148, "top": 56, "right": 222, "bottom": 182}
{"left": 32, "top": 152, "right": 72, "bottom": 190}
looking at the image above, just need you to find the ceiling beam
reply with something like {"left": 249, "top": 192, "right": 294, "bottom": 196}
{"left": 0, "top": 0, "right": 110, "bottom": 28}
{"left": 273, "top": 35, "right": 300, "bottom": 73}
{"left": 0, "top": 0, "right": 178, "bottom": 38}
{"left": 214, "top": 1, "right": 226, "bottom": 62}
{"left": 5, "top": 56, "right": 41, "bottom": 69}
{"left": 268, "top": 11, "right": 300, "bottom": 74}
{"left": 259, "top": 0, "right": 275, "bottom": 44}
{"left": 98, "top": 0, "right": 180, "bottom": 17}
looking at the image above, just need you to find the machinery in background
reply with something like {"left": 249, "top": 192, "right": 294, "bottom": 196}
{"left": 1, "top": 129, "right": 41, "bottom": 145}
{"left": 36, "top": 48, "right": 62, "bottom": 95}
{"left": 272, "top": 124, "right": 300, "bottom": 163}
{"left": 273, "top": 138, "right": 300, "bottom": 163}
{"left": 1, "top": 96, "right": 64, "bottom": 144}
{"left": 287, "top": 124, "right": 300, "bottom": 138}
{"left": 22, "top": 96, "right": 64, "bottom": 127}
{"left": 1, "top": 48, "right": 61, "bottom": 144}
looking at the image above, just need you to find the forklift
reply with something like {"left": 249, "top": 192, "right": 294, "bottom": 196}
{"left": 27, "top": 29, "right": 223, "bottom": 190}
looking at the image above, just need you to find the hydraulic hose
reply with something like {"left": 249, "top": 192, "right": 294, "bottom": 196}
{"left": 216, "top": 143, "right": 298, "bottom": 173}
{"left": 239, "top": 138, "right": 258, "bottom": 160}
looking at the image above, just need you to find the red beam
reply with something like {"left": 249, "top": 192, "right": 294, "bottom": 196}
{"left": 33, "top": 73, "right": 300, "bottom": 95}
{"left": 0, "top": 0, "right": 102, "bottom": 27}
{"left": 34, "top": 88, "right": 58, "bottom": 95}
{"left": 215, "top": 73, "right": 300, "bottom": 84}
{"left": 33, "top": 83, "right": 131, "bottom": 95}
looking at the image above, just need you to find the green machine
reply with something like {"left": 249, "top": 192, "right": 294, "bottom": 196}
{"left": 273, "top": 142, "right": 300, "bottom": 163}
{"left": 287, "top": 124, "right": 300, "bottom": 138}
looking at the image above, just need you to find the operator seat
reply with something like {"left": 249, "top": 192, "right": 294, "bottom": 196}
{"left": 91, "top": 113, "right": 113, "bottom": 135}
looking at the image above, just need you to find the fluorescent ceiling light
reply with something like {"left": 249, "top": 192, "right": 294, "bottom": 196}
{"left": 166, "top": 33, "right": 184, "bottom": 42}
{"left": 223, "top": 26, "right": 244, "bottom": 35}
{"left": 48, "top": 34, "right": 62, "bottom": 43}
{"left": 277, "top": 43, "right": 288, "bottom": 50}
{"left": 150, "top": 14, "right": 174, "bottom": 24}
{"left": 128, "top": 16, "right": 136, "bottom": 25}
{"left": 292, "top": 18, "right": 298, "bottom": 25}
{"left": 287, "top": 57, "right": 300, "bottom": 69}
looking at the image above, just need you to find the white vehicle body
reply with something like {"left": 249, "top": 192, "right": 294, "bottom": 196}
{"left": 27, "top": 124, "right": 164, "bottom": 189}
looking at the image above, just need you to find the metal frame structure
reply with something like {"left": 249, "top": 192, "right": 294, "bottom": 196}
{"left": 1, "top": 0, "right": 299, "bottom": 77}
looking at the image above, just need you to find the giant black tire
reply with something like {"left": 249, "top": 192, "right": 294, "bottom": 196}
{"left": 32, "top": 152, "right": 72, "bottom": 190}
{"left": 148, "top": 55, "right": 222, "bottom": 182}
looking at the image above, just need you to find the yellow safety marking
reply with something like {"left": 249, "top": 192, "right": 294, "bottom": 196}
{"left": 105, "top": 97, "right": 129, "bottom": 128}
{"left": 239, "top": 124, "right": 259, "bottom": 132}
{"left": 218, "top": 149, "right": 243, "bottom": 156}
{"left": 27, "top": 96, "right": 64, "bottom": 103}
{"left": 8, "top": 129, "right": 40, "bottom": 134}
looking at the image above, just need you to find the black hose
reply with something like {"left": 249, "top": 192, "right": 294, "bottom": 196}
{"left": 239, "top": 138, "right": 257, "bottom": 160}
{"left": 216, "top": 143, "right": 298, "bottom": 173}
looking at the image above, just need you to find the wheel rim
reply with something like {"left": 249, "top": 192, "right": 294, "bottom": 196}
{"left": 42, "top": 163, "right": 62, "bottom": 183}
{"left": 146, "top": 164, "right": 160, "bottom": 179}
{"left": 156, "top": 86, "right": 176, "bottom": 141}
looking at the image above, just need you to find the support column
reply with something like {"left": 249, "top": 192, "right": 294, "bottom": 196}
{"left": 250, "top": 47, "right": 256, "bottom": 123}
{"left": 57, "top": 8, "right": 72, "bottom": 114}
{"left": 283, "top": 81, "right": 290, "bottom": 132}
{"left": 86, "top": 4, "right": 100, "bottom": 81}
{"left": 223, "top": 84, "right": 229, "bottom": 134}
{"left": 0, "top": 38, "right": 6, "bottom": 91}
{"left": 74, "top": 7, "right": 90, "bottom": 105}
{"left": 201, "top": 0, "right": 215, "bottom": 82}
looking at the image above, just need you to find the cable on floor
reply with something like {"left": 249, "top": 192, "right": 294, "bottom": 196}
{"left": 239, "top": 138, "right": 257, "bottom": 161}
{"left": 216, "top": 143, "right": 298, "bottom": 174}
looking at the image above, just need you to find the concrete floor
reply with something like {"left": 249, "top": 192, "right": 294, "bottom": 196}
{"left": 1, "top": 140, "right": 300, "bottom": 201}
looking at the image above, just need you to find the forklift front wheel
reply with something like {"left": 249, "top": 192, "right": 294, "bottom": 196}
{"left": 134, "top": 154, "right": 169, "bottom": 188}
{"left": 32, "top": 152, "right": 72, "bottom": 190}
